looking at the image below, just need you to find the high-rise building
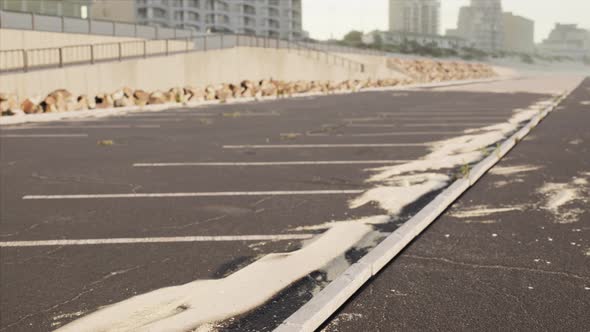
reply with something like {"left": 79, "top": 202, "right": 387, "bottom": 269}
{"left": 1, "top": 0, "right": 93, "bottom": 19}
{"left": 1, "top": 0, "right": 305, "bottom": 40}
{"left": 502, "top": 12, "right": 534, "bottom": 53}
{"left": 389, "top": 0, "right": 440, "bottom": 35}
{"left": 133, "top": 0, "right": 304, "bottom": 40}
{"left": 450, "top": 0, "right": 504, "bottom": 52}
{"left": 539, "top": 24, "right": 590, "bottom": 59}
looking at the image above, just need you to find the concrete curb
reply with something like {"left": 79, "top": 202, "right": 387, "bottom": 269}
{"left": 274, "top": 86, "right": 575, "bottom": 332}
{"left": 0, "top": 77, "right": 507, "bottom": 126}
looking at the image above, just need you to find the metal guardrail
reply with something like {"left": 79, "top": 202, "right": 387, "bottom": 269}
{"left": 0, "top": 34, "right": 365, "bottom": 74}
{"left": 299, "top": 42, "right": 387, "bottom": 57}
{"left": 0, "top": 9, "right": 196, "bottom": 40}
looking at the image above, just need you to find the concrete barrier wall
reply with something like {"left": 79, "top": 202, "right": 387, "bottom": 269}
{"left": 335, "top": 52, "right": 405, "bottom": 79}
{"left": 0, "top": 47, "right": 402, "bottom": 99}
{"left": 0, "top": 29, "right": 140, "bottom": 50}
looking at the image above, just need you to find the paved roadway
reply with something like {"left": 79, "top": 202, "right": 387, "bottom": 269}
{"left": 1, "top": 87, "right": 551, "bottom": 331}
{"left": 322, "top": 78, "right": 590, "bottom": 331}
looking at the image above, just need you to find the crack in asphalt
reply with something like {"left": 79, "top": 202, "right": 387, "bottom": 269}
{"left": 404, "top": 254, "right": 590, "bottom": 282}
{"left": 478, "top": 279, "right": 547, "bottom": 331}
{"left": 0, "top": 265, "right": 142, "bottom": 331}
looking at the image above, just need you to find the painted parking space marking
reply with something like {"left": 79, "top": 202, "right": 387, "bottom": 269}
{"left": 133, "top": 160, "right": 411, "bottom": 167}
{"left": 0, "top": 234, "right": 315, "bottom": 247}
{"left": 2, "top": 125, "right": 161, "bottom": 130}
{"left": 306, "top": 131, "right": 461, "bottom": 137}
{"left": 404, "top": 123, "right": 496, "bottom": 127}
{"left": 0, "top": 134, "right": 89, "bottom": 138}
{"left": 127, "top": 112, "right": 280, "bottom": 117}
{"left": 22, "top": 190, "right": 365, "bottom": 200}
{"left": 223, "top": 143, "right": 429, "bottom": 149}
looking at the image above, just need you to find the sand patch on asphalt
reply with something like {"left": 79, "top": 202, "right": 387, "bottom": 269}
{"left": 489, "top": 165, "right": 542, "bottom": 176}
{"left": 291, "top": 215, "right": 391, "bottom": 231}
{"left": 489, "top": 164, "right": 542, "bottom": 188}
{"left": 321, "top": 313, "right": 364, "bottom": 332}
{"left": 450, "top": 205, "right": 527, "bottom": 219}
{"left": 537, "top": 173, "right": 590, "bottom": 224}
{"left": 493, "top": 178, "right": 525, "bottom": 188}
{"left": 350, "top": 173, "right": 449, "bottom": 214}
{"left": 56, "top": 223, "right": 372, "bottom": 332}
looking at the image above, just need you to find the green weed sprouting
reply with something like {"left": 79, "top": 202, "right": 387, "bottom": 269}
{"left": 97, "top": 140, "right": 114, "bottom": 146}
{"left": 459, "top": 164, "right": 471, "bottom": 178}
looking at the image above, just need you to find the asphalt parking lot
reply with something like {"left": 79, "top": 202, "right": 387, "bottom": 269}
{"left": 0, "top": 87, "right": 551, "bottom": 330}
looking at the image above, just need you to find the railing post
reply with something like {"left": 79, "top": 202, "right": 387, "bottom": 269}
{"left": 90, "top": 44, "right": 94, "bottom": 64}
{"left": 204, "top": 35, "right": 208, "bottom": 51}
{"left": 118, "top": 42, "right": 122, "bottom": 61}
{"left": 220, "top": 34, "right": 224, "bottom": 49}
{"left": 61, "top": 16, "right": 65, "bottom": 32}
{"left": 22, "top": 50, "right": 28, "bottom": 72}
{"left": 186, "top": 38, "right": 189, "bottom": 52}
{"left": 31, "top": 13, "right": 36, "bottom": 30}
{"left": 58, "top": 48, "right": 63, "bottom": 67}
{"left": 165, "top": 39, "right": 169, "bottom": 55}
{"left": 143, "top": 40, "right": 147, "bottom": 58}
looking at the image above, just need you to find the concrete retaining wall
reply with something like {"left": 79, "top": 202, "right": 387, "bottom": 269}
{"left": 335, "top": 52, "right": 402, "bottom": 79}
{"left": 0, "top": 47, "right": 404, "bottom": 99}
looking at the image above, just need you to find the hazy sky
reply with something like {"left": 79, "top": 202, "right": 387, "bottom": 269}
{"left": 302, "top": 0, "right": 590, "bottom": 43}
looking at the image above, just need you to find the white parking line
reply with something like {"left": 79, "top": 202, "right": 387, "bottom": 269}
{"left": 308, "top": 131, "right": 460, "bottom": 137}
{"left": 2, "top": 125, "right": 160, "bottom": 130}
{"left": 404, "top": 123, "right": 495, "bottom": 127}
{"left": 380, "top": 117, "right": 506, "bottom": 121}
{"left": 0, "top": 234, "right": 315, "bottom": 247}
{"left": 133, "top": 160, "right": 410, "bottom": 167}
{"left": 0, "top": 134, "right": 88, "bottom": 138}
{"left": 22, "top": 190, "right": 365, "bottom": 200}
{"left": 377, "top": 112, "right": 507, "bottom": 116}
{"left": 223, "top": 143, "right": 428, "bottom": 149}
{"left": 126, "top": 113, "right": 216, "bottom": 117}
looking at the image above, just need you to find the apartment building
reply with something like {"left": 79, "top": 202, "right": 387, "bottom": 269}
{"left": 363, "top": 30, "right": 472, "bottom": 50}
{"left": 539, "top": 23, "right": 590, "bottom": 59}
{"left": 134, "top": 0, "right": 304, "bottom": 39}
{"left": 502, "top": 12, "right": 534, "bottom": 53}
{"left": 389, "top": 0, "right": 440, "bottom": 35}
{"left": 1, "top": 0, "right": 93, "bottom": 18}
{"left": 448, "top": 0, "right": 504, "bottom": 52}
{"left": 2, "top": 0, "right": 304, "bottom": 40}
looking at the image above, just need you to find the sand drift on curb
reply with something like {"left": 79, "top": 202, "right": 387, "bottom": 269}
{"left": 55, "top": 223, "right": 372, "bottom": 332}
{"left": 349, "top": 99, "right": 552, "bottom": 214}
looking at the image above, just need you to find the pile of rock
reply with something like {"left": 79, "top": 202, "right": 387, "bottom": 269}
{"left": 0, "top": 60, "right": 496, "bottom": 116}
{"left": 0, "top": 79, "right": 402, "bottom": 116}
{"left": 388, "top": 58, "right": 495, "bottom": 82}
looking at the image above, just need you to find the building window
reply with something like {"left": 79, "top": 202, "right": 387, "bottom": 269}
{"left": 80, "top": 5, "right": 88, "bottom": 19}
{"left": 137, "top": 8, "right": 147, "bottom": 18}
{"left": 188, "top": 12, "right": 199, "bottom": 21}
{"left": 153, "top": 8, "right": 167, "bottom": 19}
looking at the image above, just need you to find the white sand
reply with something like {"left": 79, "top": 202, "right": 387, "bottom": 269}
{"left": 56, "top": 223, "right": 372, "bottom": 332}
